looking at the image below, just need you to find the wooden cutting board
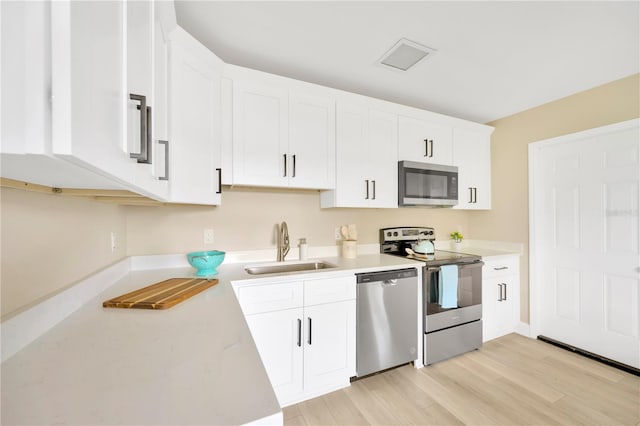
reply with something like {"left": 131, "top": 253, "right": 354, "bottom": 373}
{"left": 103, "top": 278, "right": 218, "bottom": 310}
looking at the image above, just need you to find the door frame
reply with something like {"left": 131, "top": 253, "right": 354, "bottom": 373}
{"left": 528, "top": 118, "right": 640, "bottom": 339}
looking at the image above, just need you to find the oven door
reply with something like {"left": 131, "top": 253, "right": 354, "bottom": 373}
{"left": 423, "top": 261, "right": 483, "bottom": 333}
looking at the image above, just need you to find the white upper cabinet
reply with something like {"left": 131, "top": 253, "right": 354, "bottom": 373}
{"left": 320, "top": 100, "right": 398, "bottom": 208}
{"left": 166, "top": 27, "right": 223, "bottom": 205}
{"left": 452, "top": 126, "right": 493, "bottom": 210}
{"left": 1, "top": 0, "right": 174, "bottom": 199}
{"left": 232, "top": 79, "right": 289, "bottom": 187}
{"left": 288, "top": 93, "right": 336, "bottom": 189}
{"left": 230, "top": 66, "right": 335, "bottom": 190}
{"left": 398, "top": 115, "right": 453, "bottom": 165}
{"left": 51, "top": 0, "right": 168, "bottom": 199}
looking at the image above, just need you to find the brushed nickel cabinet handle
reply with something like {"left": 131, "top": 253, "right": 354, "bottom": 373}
{"left": 216, "top": 168, "right": 222, "bottom": 194}
{"left": 297, "top": 318, "right": 302, "bottom": 347}
{"left": 158, "top": 140, "right": 169, "bottom": 181}
{"left": 372, "top": 180, "right": 376, "bottom": 200}
{"left": 365, "top": 180, "right": 370, "bottom": 199}
{"left": 129, "top": 93, "right": 148, "bottom": 163}
{"left": 307, "top": 317, "right": 312, "bottom": 345}
{"left": 424, "top": 139, "right": 429, "bottom": 157}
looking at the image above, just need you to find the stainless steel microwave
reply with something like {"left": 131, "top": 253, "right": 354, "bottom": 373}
{"left": 398, "top": 161, "right": 458, "bottom": 207}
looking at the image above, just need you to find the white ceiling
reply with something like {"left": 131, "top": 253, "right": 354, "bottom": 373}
{"left": 174, "top": 1, "right": 639, "bottom": 124}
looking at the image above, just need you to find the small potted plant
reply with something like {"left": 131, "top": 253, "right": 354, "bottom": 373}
{"left": 450, "top": 231, "right": 464, "bottom": 250}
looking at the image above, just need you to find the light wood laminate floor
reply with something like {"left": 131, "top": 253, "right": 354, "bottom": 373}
{"left": 284, "top": 333, "right": 640, "bottom": 425}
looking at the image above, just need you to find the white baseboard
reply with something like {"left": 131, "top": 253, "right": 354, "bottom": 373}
{"left": 1, "top": 258, "right": 131, "bottom": 363}
{"left": 515, "top": 322, "right": 532, "bottom": 338}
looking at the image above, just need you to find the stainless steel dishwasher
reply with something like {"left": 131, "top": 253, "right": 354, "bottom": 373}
{"left": 355, "top": 268, "right": 418, "bottom": 377}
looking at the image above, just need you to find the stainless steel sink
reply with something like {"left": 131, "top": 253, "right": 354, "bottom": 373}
{"left": 244, "top": 261, "right": 337, "bottom": 275}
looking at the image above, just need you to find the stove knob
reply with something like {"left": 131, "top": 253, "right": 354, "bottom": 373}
{"left": 386, "top": 231, "right": 392, "bottom": 237}
{"left": 393, "top": 232, "right": 398, "bottom": 236}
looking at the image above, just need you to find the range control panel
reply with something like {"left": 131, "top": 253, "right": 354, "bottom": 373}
{"left": 379, "top": 227, "right": 435, "bottom": 242}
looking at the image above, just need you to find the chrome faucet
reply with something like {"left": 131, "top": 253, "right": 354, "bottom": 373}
{"left": 277, "top": 221, "right": 290, "bottom": 261}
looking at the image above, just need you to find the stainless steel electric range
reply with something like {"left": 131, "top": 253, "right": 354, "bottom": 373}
{"left": 380, "top": 226, "right": 484, "bottom": 365}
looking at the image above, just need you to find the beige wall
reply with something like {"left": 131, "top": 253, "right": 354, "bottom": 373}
{"left": 470, "top": 73, "right": 640, "bottom": 324}
{"left": 3, "top": 74, "right": 637, "bottom": 323}
{"left": 125, "top": 186, "right": 471, "bottom": 255}
{"left": 0, "top": 188, "right": 127, "bottom": 318}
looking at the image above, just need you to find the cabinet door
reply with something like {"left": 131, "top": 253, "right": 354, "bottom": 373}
{"left": 151, "top": 4, "right": 169, "bottom": 181}
{"left": 453, "top": 127, "right": 491, "bottom": 210}
{"left": 368, "top": 109, "right": 398, "bottom": 208}
{"left": 126, "top": 0, "right": 153, "bottom": 159}
{"left": 398, "top": 116, "right": 453, "bottom": 165}
{"left": 245, "top": 308, "right": 304, "bottom": 406}
{"left": 332, "top": 103, "right": 369, "bottom": 207}
{"left": 50, "top": 0, "right": 167, "bottom": 199}
{"left": 168, "top": 29, "right": 222, "bottom": 204}
{"left": 483, "top": 275, "right": 517, "bottom": 341}
{"left": 233, "top": 80, "right": 288, "bottom": 187}
{"left": 304, "top": 300, "right": 356, "bottom": 392}
{"left": 288, "top": 93, "right": 335, "bottom": 189}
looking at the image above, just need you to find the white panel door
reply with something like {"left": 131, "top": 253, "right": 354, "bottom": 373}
{"left": 453, "top": 127, "right": 492, "bottom": 210}
{"left": 368, "top": 109, "right": 398, "bottom": 208}
{"left": 303, "top": 300, "right": 356, "bottom": 392}
{"left": 288, "top": 93, "right": 335, "bottom": 189}
{"left": 245, "top": 308, "right": 304, "bottom": 406}
{"left": 333, "top": 103, "right": 369, "bottom": 207}
{"left": 168, "top": 30, "right": 222, "bottom": 204}
{"left": 531, "top": 119, "right": 639, "bottom": 368}
{"left": 232, "top": 80, "right": 288, "bottom": 187}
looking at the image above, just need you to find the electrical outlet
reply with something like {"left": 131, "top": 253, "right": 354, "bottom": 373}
{"left": 110, "top": 232, "right": 117, "bottom": 252}
{"left": 203, "top": 229, "right": 214, "bottom": 244}
{"left": 334, "top": 227, "right": 342, "bottom": 240}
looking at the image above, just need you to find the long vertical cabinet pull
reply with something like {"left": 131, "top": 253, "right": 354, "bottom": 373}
{"left": 307, "top": 317, "right": 312, "bottom": 345}
{"left": 129, "top": 94, "right": 148, "bottom": 162}
{"left": 158, "top": 140, "right": 169, "bottom": 181}
{"left": 216, "top": 168, "right": 222, "bottom": 194}
{"left": 502, "top": 283, "right": 507, "bottom": 300}
{"left": 283, "top": 154, "right": 287, "bottom": 177}
{"left": 429, "top": 139, "right": 434, "bottom": 158}
{"left": 468, "top": 187, "right": 478, "bottom": 204}
{"left": 297, "top": 319, "right": 302, "bottom": 347}
{"left": 424, "top": 139, "right": 429, "bottom": 157}
{"left": 372, "top": 180, "right": 376, "bottom": 200}
{"left": 365, "top": 180, "right": 370, "bottom": 199}
{"left": 497, "top": 283, "right": 503, "bottom": 301}
{"left": 292, "top": 155, "right": 296, "bottom": 178}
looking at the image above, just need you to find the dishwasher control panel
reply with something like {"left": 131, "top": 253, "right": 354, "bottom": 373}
{"left": 356, "top": 268, "right": 417, "bottom": 283}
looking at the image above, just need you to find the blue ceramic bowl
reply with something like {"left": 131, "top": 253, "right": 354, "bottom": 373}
{"left": 187, "top": 250, "right": 226, "bottom": 276}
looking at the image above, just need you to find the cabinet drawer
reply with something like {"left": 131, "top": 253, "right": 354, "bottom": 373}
{"left": 235, "top": 281, "right": 303, "bottom": 315}
{"left": 304, "top": 276, "right": 356, "bottom": 306}
{"left": 483, "top": 256, "right": 520, "bottom": 278}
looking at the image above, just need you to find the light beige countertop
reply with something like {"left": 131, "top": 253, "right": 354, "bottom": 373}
{"left": 1, "top": 254, "right": 420, "bottom": 425}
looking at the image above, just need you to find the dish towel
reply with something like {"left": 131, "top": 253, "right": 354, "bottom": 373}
{"left": 439, "top": 264, "right": 459, "bottom": 309}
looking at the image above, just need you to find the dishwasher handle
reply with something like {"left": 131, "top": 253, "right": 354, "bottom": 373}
{"left": 382, "top": 279, "right": 399, "bottom": 286}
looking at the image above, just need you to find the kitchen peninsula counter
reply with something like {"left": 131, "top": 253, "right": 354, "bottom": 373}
{"left": 1, "top": 254, "right": 420, "bottom": 425}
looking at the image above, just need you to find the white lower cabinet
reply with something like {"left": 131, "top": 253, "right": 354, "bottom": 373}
{"left": 235, "top": 275, "right": 356, "bottom": 407}
{"left": 482, "top": 256, "right": 520, "bottom": 342}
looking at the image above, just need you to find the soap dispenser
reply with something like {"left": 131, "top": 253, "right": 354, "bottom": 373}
{"left": 299, "top": 238, "right": 308, "bottom": 260}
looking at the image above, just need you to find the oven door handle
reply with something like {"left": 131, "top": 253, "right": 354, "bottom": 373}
{"left": 427, "top": 267, "right": 441, "bottom": 272}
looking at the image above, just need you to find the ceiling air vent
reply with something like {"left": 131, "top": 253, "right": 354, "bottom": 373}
{"left": 378, "top": 38, "right": 437, "bottom": 71}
